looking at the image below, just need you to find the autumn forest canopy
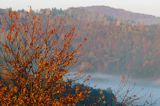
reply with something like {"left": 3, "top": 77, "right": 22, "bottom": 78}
{"left": 19, "top": 7, "right": 160, "bottom": 79}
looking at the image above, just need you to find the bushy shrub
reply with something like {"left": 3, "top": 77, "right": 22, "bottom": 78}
{"left": 0, "top": 11, "right": 89, "bottom": 105}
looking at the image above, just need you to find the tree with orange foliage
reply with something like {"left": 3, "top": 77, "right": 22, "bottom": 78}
{"left": 0, "top": 11, "right": 89, "bottom": 105}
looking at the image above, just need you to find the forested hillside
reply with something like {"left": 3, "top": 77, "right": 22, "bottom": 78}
{"left": 1, "top": 6, "right": 160, "bottom": 79}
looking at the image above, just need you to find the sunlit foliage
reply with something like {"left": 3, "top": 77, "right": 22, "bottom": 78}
{"left": 0, "top": 11, "right": 89, "bottom": 105}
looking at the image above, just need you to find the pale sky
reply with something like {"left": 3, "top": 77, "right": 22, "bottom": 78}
{"left": 0, "top": 0, "right": 160, "bottom": 17}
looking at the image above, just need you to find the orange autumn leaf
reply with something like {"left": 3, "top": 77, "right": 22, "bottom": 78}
{"left": 12, "top": 87, "right": 18, "bottom": 93}
{"left": 75, "top": 86, "right": 80, "bottom": 91}
{"left": 77, "top": 92, "right": 83, "bottom": 100}
{"left": 7, "top": 33, "right": 12, "bottom": 41}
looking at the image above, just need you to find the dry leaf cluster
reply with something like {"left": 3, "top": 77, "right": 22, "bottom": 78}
{"left": 0, "top": 11, "right": 89, "bottom": 105}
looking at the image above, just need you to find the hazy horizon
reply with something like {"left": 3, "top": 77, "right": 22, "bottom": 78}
{"left": 0, "top": 0, "right": 160, "bottom": 17}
